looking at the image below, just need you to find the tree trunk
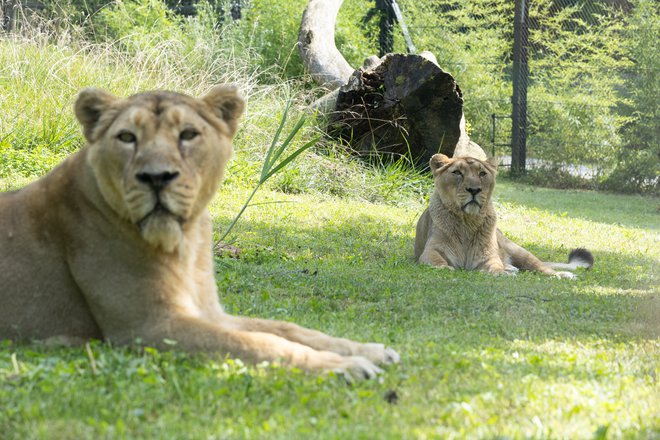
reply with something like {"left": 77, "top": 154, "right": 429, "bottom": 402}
{"left": 298, "top": 0, "right": 353, "bottom": 90}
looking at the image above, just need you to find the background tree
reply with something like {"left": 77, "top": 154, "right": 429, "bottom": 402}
{"left": 603, "top": 0, "right": 659, "bottom": 194}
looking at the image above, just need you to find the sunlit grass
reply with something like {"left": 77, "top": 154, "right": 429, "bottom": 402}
{"left": 2, "top": 180, "right": 658, "bottom": 439}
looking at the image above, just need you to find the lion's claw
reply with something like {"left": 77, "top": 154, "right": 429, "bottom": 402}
{"left": 334, "top": 356, "right": 383, "bottom": 381}
{"left": 354, "top": 343, "right": 400, "bottom": 366}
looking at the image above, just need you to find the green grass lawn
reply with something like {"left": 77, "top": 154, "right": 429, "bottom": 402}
{"left": 1, "top": 175, "right": 658, "bottom": 439}
{"left": 0, "top": 14, "right": 658, "bottom": 438}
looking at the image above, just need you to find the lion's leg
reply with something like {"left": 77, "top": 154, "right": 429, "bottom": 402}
{"left": 480, "top": 256, "right": 507, "bottom": 275}
{"left": 222, "top": 315, "right": 399, "bottom": 366}
{"left": 135, "top": 315, "right": 383, "bottom": 379}
{"left": 418, "top": 248, "right": 453, "bottom": 269}
{"left": 497, "top": 232, "right": 558, "bottom": 276}
{"left": 510, "top": 249, "right": 557, "bottom": 276}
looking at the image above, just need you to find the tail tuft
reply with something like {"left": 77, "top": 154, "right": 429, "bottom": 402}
{"left": 568, "top": 248, "right": 594, "bottom": 268}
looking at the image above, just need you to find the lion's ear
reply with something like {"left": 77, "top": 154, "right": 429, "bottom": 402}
{"left": 430, "top": 154, "right": 451, "bottom": 173}
{"left": 486, "top": 156, "right": 499, "bottom": 170}
{"left": 75, "top": 88, "right": 118, "bottom": 142}
{"left": 202, "top": 85, "right": 245, "bottom": 136}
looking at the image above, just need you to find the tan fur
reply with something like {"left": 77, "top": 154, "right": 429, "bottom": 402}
{"left": 0, "top": 87, "right": 398, "bottom": 379}
{"left": 414, "top": 154, "right": 590, "bottom": 278}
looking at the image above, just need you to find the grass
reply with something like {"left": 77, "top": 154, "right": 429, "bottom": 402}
{"left": 1, "top": 8, "right": 659, "bottom": 439}
{"left": 1, "top": 179, "right": 658, "bottom": 439}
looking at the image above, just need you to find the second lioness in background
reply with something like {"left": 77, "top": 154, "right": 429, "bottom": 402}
{"left": 414, "top": 154, "right": 593, "bottom": 278}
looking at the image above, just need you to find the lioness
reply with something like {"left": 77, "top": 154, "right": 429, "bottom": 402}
{"left": 414, "top": 154, "right": 593, "bottom": 278}
{"left": 0, "top": 87, "right": 398, "bottom": 379}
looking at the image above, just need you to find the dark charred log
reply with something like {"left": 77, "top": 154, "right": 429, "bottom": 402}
{"left": 327, "top": 53, "right": 466, "bottom": 165}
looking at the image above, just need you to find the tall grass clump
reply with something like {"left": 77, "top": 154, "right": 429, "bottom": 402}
{"left": 219, "top": 100, "right": 320, "bottom": 242}
{"left": 0, "top": 0, "right": 428, "bottom": 206}
{"left": 0, "top": 0, "right": 260, "bottom": 179}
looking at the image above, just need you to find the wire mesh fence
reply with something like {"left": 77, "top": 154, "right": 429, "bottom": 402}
{"left": 398, "top": 0, "right": 658, "bottom": 191}
{"left": 1, "top": 0, "right": 657, "bottom": 192}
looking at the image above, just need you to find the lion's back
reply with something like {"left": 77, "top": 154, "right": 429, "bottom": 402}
{"left": 0, "top": 163, "right": 102, "bottom": 341}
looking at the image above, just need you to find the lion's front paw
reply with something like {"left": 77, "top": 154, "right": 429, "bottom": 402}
{"left": 504, "top": 264, "right": 519, "bottom": 274}
{"left": 484, "top": 262, "right": 512, "bottom": 276}
{"left": 486, "top": 267, "right": 509, "bottom": 276}
{"left": 354, "top": 343, "right": 400, "bottom": 366}
{"left": 436, "top": 264, "right": 455, "bottom": 270}
{"left": 333, "top": 356, "right": 383, "bottom": 381}
{"left": 555, "top": 271, "right": 577, "bottom": 279}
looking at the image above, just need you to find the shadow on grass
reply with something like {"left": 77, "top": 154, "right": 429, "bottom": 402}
{"left": 214, "top": 215, "right": 660, "bottom": 347}
{"left": 495, "top": 179, "right": 660, "bottom": 230}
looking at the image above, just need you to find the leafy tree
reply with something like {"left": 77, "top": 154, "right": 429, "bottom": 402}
{"left": 603, "top": 0, "right": 659, "bottom": 195}
{"left": 526, "top": 0, "right": 632, "bottom": 173}
{"left": 234, "top": 0, "right": 378, "bottom": 81}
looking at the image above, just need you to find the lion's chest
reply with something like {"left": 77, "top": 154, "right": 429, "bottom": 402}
{"left": 441, "top": 231, "right": 493, "bottom": 270}
{"left": 429, "top": 197, "right": 499, "bottom": 270}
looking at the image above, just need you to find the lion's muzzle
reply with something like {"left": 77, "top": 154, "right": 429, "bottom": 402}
{"left": 132, "top": 168, "right": 188, "bottom": 252}
{"left": 136, "top": 170, "right": 180, "bottom": 191}
{"left": 462, "top": 187, "right": 483, "bottom": 214}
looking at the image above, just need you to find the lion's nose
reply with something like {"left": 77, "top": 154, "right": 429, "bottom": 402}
{"left": 466, "top": 187, "right": 482, "bottom": 196}
{"left": 136, "top": 171, "right": 180, "bottom": 191}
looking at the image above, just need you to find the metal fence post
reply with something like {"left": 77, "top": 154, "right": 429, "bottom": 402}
{"left": 511, "top": 0, "right": 529, "bottom": 175}
{"left": 376, "top": 0, "right": 394, "bottom": 56}
{"left": 2, "top": 0, "right": 17, "bottom": 33}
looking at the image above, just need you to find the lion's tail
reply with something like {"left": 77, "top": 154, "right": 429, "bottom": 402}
{"left": 548, "top": 248, "right": 594, "bottom": 271}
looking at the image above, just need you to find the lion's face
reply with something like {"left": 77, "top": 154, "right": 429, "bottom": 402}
{"left": 74, "top": 86, "right": 244, "bottom": 253}
{"left": 430, "top": 154, "right": 497, "bottom": 215}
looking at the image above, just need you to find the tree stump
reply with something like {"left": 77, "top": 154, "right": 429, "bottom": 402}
{"left": 297, "top": 0, "right": 486, "bottom": 165}
{"left": 327, "top": 53, "right": 469, "bottom": 164}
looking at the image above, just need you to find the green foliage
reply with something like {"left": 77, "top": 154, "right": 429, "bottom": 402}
{"left": 234, "top": 0, "right": 307, "bottom": 79}
{"left": 398, "top": 0, "right": 514, "bottom": 148}
{"left": 526, "top": 0, "right": 633, "bottom": 173}
{"left": 88, "top": 0, "right": 254, "bottom": 84}
{"left": 219, "top": 101, "right": 319, "bottom": 243}
{"left": 603, "top": 0, "right": 659, "bottom": 195}
{"left": 335, "top": 1, "right": 380, "bottom": 68}
{"left": 396, "top": 0, "right": 657, "bottom": 194}
{"left": 93, "top": 0, "right": 184, "bottom": 48}
{"left": 0, "top": 40, "right": 85, "bottom": 178}
{"left": 236, "top": 0, "right": 378, "bottom": 81}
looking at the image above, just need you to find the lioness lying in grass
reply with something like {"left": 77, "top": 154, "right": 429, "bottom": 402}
{"left": 415, "top": 154, "right": 593, "bottom": 278}
{"left": 0, "top": 86, "right": 399, "bottom": 379}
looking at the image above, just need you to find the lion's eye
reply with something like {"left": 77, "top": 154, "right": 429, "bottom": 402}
{"left": 117, "top": 131, "right": 137, "bottom": 143}
{"left": 452, "top": 170, "right": 463, "bottom": 176}
{"left": 479, "top": 171, "right": 487, "bottom": 177}
{"left": 180, "top": 129, "right": 199, "bottom": 141}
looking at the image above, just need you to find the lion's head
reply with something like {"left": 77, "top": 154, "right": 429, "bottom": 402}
{"left": 429, "top": 154, "right": 497, "bottom": 215}
{"left": 74, "top": 86, "right": 244, "bottom": 253}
